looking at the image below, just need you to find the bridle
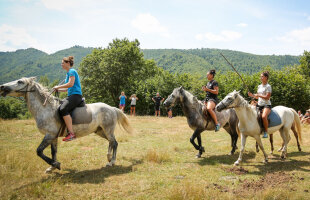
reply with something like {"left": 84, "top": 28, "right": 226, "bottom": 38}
{"left": 15, "top": 83, "right": 36, "bottom": 93}
{"left": 217, "top": 96, "right": 235, "bottom": 110}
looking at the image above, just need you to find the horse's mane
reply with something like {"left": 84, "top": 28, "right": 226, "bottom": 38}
{"left": 23, "top": 77, "right": 60, "bottom": 107}
{"left": 182, "top": 89, "right": 204, "bottom": 110}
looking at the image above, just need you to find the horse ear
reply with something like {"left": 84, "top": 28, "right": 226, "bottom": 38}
{"left": 30, "top": 77, "right": 37, "bottom": 81}
{"left": 179, "top": 86, "right": 183, "bottom": 92}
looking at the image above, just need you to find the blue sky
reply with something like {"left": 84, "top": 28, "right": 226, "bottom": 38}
{"left": 0, "top": 0, "right": 310, "bottom": 55}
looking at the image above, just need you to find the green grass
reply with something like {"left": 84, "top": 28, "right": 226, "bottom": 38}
{"left": 0, "top": 117, "right": 309, "bottom": 199}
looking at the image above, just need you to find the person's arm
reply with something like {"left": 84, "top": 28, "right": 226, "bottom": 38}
{"left": 53, "top": 76, "right": 75, "bottom": 91}
{"left": 254, "top": 92, "right": 271, "bottom": 100}
{"left": 136, "top": 97, "right": 138, "bottom": 100}
{"left": 125, "top": 95, "right": 127, "bottom": 99}
{"left": 203, "top": 86, "right": 218, "bottom": 95}
{"left": 152, "top": 97, "right": 155, "bottom": 102}
{"left": 161, "top": 97, "right": 165, "bottom": 103}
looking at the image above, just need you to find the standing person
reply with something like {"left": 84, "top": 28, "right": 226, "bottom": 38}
{"left": 248, "top": 71, "right": 272, "bottom": 138}
{"left": 202, "top": 69, "right": 220, "bottom": 132}
{"left": 53, "top": 56, "right": 82, "bottom": 142}
{"left": 298, "top": 110, "right": 303, "bottom": 120}
{"left": 152, "top": 92, "right": 165, "bottom": 117}
{"left": 119, "top": 91, "right": 127, "bottom": 112}
{"left": 129, "top": 94, "right": 138, "bottom": 116}
{"left": 167, "top": 108, "right": 173, "bottom": 118}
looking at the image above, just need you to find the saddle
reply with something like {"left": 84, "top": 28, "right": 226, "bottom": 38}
{"left": 57, "top": 98, "right": 93, "bottom": 137}
{"left": 256, "top": 107, "right": 282, "bottom": 130}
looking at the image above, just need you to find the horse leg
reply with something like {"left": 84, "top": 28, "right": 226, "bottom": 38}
{"left": 37, "top": 134, "right": 60, "bottom": 170}
{"left": 196, "top": 133, "right": 205, "bottom": 158}
{"left": 291, "top": 123, "right": 301, "bottom": 152}
{"left": 190, "top": 129, "right": 204, "bottom": 158}
{"left": 107, "top": 137, "right": 118, "bottom": 167}
{"left": 95, "top": 127, "right": 117, "bottom": 167}
{"left": 223, "top": 125, "right": 238, "bottom": 155}
{"left": 45, "top": 138, "right": 59, "bottom": 173}
{"left": 254, "top": 135, "right": 268, "bottom": 164}
{"left": 234, "top": 133, "right": 247, "bottom": 166}
{"left": 255, "top": 142, "right": 259, "bottom": 153}
{"left": 269, "top": 134, "right": 274, "bottom": 154}
{"left": 279, "top": 128, "right": 291, "bottom": 159}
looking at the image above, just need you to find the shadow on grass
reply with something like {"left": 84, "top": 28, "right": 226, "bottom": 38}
{"left": 14, "top": 158, "right": 143, "bottom": 192}
{"left": 245, "top": 151, "right": 310, "bottom": 175}
{"left": 196, "top": 151, "right": 257, "bottom": 166}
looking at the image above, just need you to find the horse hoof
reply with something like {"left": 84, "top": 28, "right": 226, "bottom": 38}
{"left": 52, "top": 162, "right": 61, "bottom": 170}
{"left": 106, "top": 161, "right": 115, "bottom": 167}
{"left": 228, "top": 152, "right": 233, "bottom": 156}
{"left": 263, "top": 159, "right": 268, "bottom": 164}
{"left": 196, "top": 154, "right": 201, "bottom": 158}
{"left": 107, "top": 154, "right": 112, "bottom": 162}
{"left": 45, "top": 166, "right": 56, "bottom": 173}
{"left": 298, "top": 148, "right": 302, "bottom": 152}
{"left": 199, "top": 146, "right": 205, "bottom": 153}
{"left": 234, "top": 162, "right": 239, "bottom": 166}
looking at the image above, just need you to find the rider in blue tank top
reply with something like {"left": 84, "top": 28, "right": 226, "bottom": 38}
{"left": 65, "top": 68, "right": 82, "bottom": 96}
{"left": 53, "top": 56, "right": 83, "bottom": 142}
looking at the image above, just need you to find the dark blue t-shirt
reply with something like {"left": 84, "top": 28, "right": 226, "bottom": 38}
{"left": 65, "top": 68, "right": 82, "bottom": 96}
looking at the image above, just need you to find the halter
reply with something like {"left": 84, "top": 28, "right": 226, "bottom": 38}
{"left": 218, "top": 97, "right": 234, "bottom": 110}
{"left": 16, "top": 83, "right": 36, "bottom": 93}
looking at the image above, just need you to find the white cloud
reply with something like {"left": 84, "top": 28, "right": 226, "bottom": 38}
{"left": 0, "top": 24, "right": 39, "bottom": 51}
{"left": 131, "top": 13, "right": 170, "bottom": 38}
{"left": 307, "top": 16, "right": 310, "bottom": 21}
{"left": 196, "top": 30, "right": 242, "bottom": 42}
{"left": 277, "top": 27, "right": 310, "bottom": 45}
{"left": 237, "top": 23, "right": 248, "bottom": 27}
{"left": 41, "top": 0, "right": 76, "bottom": 11}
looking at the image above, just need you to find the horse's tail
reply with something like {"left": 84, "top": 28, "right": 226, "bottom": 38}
{"left": 115, "top": 108, "right": 133, "bottom": 134}
{"left": 291, "top": 108, "right": 302, "bottom": 143}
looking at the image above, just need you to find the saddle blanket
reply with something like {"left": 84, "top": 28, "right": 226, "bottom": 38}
{"left": 268, "top": 109, "right": 282, "bottom": 127}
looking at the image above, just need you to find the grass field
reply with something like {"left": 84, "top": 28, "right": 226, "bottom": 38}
{"left": 0, "top": 116, "right": 309, "bottom": 199}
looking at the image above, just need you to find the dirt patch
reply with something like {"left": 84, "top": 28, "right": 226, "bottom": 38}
{"left": 234, "top": 172, "right": 295, "bottom": 195}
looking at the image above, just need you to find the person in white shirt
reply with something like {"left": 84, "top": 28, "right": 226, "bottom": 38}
{"left": 129, "top": 94, "right": 138, "bottom": 116}
{"left": 248, "top": 71, "right": 272, "bottom": 138}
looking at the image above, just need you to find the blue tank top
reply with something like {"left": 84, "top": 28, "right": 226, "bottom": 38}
{"left": 65, "top": 68, "right": 82, "bottom": 96}
{"left": 119, "top": 95, "right": 126, "bottom": 104}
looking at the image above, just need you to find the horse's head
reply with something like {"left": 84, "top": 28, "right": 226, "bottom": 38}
{"left": 0, "top": 77, "right": 36, "bottom": 97}
{"left": 163, "top": 86, "right": 184, "bottom": 108}
{"left": 216, "top": 90, "right": 241, "bottom": 112}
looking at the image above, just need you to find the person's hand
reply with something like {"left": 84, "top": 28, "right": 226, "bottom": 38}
{"left": 202, "top": 86, "right": 206, "bottom": 91}
{"left": 53, "top": 86, "right": 60, "bottom": 91}
{"left": 248, "top": 92, "right": 253, "bottom": 97}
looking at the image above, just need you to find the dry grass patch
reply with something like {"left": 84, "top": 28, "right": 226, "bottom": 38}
{"left": 145, "top": 149, "right": 171, "bottom": 163}
{"left": 0, "top": 117, "right": 310, "bottom": 199}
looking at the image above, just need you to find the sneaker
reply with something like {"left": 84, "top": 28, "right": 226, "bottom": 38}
{"left": 63, "top": 132, "right": 76, "bottom": 142}
{"left": 262, "top": 131, "right": 268, "bottom": 138}
{"left": 215, "top": 123, "right": 221, "bottom": 132}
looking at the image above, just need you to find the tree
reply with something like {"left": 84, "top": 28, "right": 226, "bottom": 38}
{"left": 79, "top": 38, "right": 158, "bottom": 106}
{"left": 299, "top": 50, "right": 310, "bottom": 79}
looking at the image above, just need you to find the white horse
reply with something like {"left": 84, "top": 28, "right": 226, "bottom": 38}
{"left": 216, "top": 90, "right": 302, "bottom": 166}
{"left": 0, "top": 77, "right": 132, "bottom": 173}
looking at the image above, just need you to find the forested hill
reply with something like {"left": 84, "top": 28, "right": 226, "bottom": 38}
{"left": 142, "top": 49, "right": 301, "bottom": 75}
{"left": 0, "top": 46, "right": 300, "bottom": 84}
{"left": 0, "top": 46, "right": 94, "bottom": 84}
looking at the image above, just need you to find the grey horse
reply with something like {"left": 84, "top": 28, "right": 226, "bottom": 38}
{"left": 0, "top": 77, "right": 132, "bottom": 173}
{"left": 163, "top": 87, "right": 239, "bottom": 157}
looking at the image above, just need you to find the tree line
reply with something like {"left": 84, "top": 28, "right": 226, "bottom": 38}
{"left": 0, "top": 38, "right": 309, "bottom": 119}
